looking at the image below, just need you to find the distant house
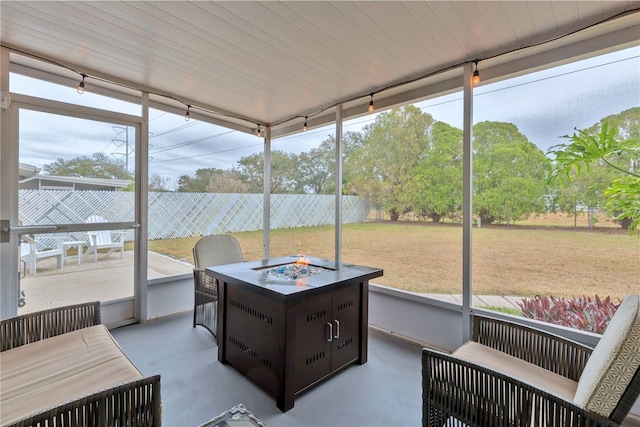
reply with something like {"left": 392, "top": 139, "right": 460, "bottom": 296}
{"left": 19, "top": 163, "right": 130, "bottom": 191}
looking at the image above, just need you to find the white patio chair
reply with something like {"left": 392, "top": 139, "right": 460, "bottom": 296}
{"left": 192, "top": 235, "right": 244, "bottom": 337}
{"left": 20, "top": 235, "right": 63, "bottom": 275}
{"left": 83, "top": 215, "right": 125, "bottom": 262}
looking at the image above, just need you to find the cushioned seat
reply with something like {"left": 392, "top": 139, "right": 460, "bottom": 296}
{"left": 422, "top": 293, "right": 640, "bottom": 427}
{"left": 453, "top": 341, "right": 578, "bottom": 401}
{"left": 0, "top": 324, "right": 144, "bottom": 426}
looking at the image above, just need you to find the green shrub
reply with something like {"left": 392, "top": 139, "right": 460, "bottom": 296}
{"left": 518, "top": 294, "right": 621, "bottom": 334}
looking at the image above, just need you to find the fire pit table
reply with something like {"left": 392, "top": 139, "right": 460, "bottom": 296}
{"left": 206, "top": 255, "right": 383, "bottom": 412}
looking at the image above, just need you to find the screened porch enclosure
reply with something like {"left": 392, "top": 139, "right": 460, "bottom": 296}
{"left": 2, "top": 1, "right": 638, "bottom": 323}
{"left": 1, "top": 2, "right": 639, "bottom": 423}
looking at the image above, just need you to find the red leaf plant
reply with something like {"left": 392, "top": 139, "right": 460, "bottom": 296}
{"left": 518, "top": 294, "right": 621, "bottom": 334}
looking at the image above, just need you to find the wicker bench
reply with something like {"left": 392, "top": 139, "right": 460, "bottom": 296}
{"left": 423, "top": 294, "right": 640, "bottom": 427}
{"left": 0, "top": 302, "right": 161, "bottom": 427}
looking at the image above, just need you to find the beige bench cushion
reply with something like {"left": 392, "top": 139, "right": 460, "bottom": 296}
{"left": 453, "top": 341, "right": 578, "bottom": 401}
{"left": 574, "top": 294, "right": 640, "bottom": 417}
{"left": 0, "top": 324, "right": 143, "bottom": 426}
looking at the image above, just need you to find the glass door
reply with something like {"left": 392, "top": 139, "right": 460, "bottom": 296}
{"left": 16, "top": 106, "right": 139, "bottom": 316}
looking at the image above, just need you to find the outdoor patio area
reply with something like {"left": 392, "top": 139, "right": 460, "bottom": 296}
{"left": 2, "top": 2, "right": 640, "bottom": 426}
{"left": 18, "top": 250, "right": 192, "bottom": 314}
{"left": 12, "top": 248, "right": 640, "bottom": 426}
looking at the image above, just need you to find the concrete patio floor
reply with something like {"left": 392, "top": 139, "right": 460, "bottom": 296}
{"left": 423, "top": 293, "right": 523, "bottom": 310}
{"left": 18, "top": 250, "right": 192, "bottom": 314}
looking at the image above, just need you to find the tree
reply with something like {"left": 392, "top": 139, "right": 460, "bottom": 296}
{"left": 177, "top": 175, "right": 196, "bottom": 192}
{"left": 548, "top": 158, "right": 617, "bottom": 228}
{"left": 297, "top": 131, "right": 367, "bottom": 195}
{"left": 547, "top": 109, "right": 640, "bottom": 229}
{"left": 346, "top": 106, "right": 434, "bottom": 220}
{"left": 410, "top": 121, "right": 463, "bottom": 222}
{"left": 235, "top": 154, "right": 263, "bottom": 193}
{"left": 588, "top": 107, "right": 640, "bottom": 141}
{"left": 236, "top": 150, "right": 301, "bottom": 194}
{"left": 547, "top": 120, "right": 640, "bottom": 233}
{"left": 473, "top": 121, "right": 548, "bottom": 225}
{"left": 177, "top": 168, "right": 250, "bottom": 193}
{"left": 582, "top": 107, "right": 640, "bottom": 229}
{"left": 177, "top": 168, "right": 224, "bottom": 192}
{"left": 208, "top": 169, "right": 249, "bottom": 193}
{"left": 148, "top": 173, "right": 172, "bottom": 192}
{"left": 42, "top": 152, "right": 133, "bottom": 180}
{"left": 297, "top": 137, "right": 336, "bottom": 194}
{"left": 332, "top": 131, "right": 365, "bottom": 195}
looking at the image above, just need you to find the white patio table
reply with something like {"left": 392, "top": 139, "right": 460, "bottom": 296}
{"left": 59, "top": 240, "right": 86, "bottom": 266}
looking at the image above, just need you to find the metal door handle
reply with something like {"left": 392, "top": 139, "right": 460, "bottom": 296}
{"left": 334, "top": 319, "right": 340, "bottom": 338}
{"left": 326, "top": 322, "right": 333, "bottom": 342}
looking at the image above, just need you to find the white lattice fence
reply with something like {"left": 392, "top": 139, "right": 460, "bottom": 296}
{"left": 148, "top": 192, "right": 265, "bottom": 238}
{"left": 19, "top": 190, "right": 135, "bottom": 249}
{"left": 19, "top": 190, "right": 370, "bottom": 250}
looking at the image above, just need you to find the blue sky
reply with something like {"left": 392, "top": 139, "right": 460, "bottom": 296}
{"left": 14, "top": 46, "right": 640, "bottom": 186}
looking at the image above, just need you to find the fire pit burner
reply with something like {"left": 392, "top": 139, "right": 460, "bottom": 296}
{"left": 265, "top": 257, "right": 330, "bottom": 281}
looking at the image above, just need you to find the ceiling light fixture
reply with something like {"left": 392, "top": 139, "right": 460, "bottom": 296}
{"left": 303, "top": 116, "right": 308, "bottom": 131}
{"left": 185, "top": 105, "right": 191, "bottom": 121}
{"left": 256, "top": 125, "right": 262, "bottom": 137}
{"left": 77, "top": 74, "right": 86, "bottom": 94}
{"left": 472, "top": 59, "right": 480, "bottom": 85}
{"left": 368, "top": 93, "right": 374, "bottom": 112}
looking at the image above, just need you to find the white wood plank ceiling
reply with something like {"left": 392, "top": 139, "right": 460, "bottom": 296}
{"left": 1, "top": 1, "right": 638, "bottom": 136}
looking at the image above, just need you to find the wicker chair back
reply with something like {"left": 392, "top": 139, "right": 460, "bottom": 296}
{"left": 192, "top": 235, "right": 244, "bottom": 338}
{"left": 193, "top": 235, "right": 243, "bottom": 268}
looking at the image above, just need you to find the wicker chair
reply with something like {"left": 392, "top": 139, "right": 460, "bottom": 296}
{"left": 1, "top": 302, "right": 162, "bottom": 426}
{"left": 422, "top": 294, "right": 640, "bottom": 427}
{"left": 192, "top": 235, "right": 243, "bottom": 338}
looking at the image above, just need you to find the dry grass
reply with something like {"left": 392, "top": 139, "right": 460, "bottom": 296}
{"left": 148, "top": 219, "right": 639, "bottom": 300}
{"left": 516, "top": 211, "right": 620, "bottom": 228}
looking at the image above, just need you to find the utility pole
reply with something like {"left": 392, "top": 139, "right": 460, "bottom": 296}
{"left": 111, "top": 126, "right": 134, "bottom": 172}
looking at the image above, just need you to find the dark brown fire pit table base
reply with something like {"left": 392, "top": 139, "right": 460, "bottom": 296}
{"left": 206, "top": 256, "right": 383, "bottom": 412}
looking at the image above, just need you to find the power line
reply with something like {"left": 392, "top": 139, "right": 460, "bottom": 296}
{"left": 476, "top": 54, "right": 639, "bottom": 97}
{"left": 149, "top": 111, "right": 168, "bottom": 122}
{"left": 149, "top": 120, "right": 200, "bottom": 138}
{"left": 150, "top": 129, "right": 235, "bottom": 154}
{"left": 150, "top": 142, "right": 263, "bottom": 164}
{"left": 416, "top": 54, "right": 640, "bottom": 113}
